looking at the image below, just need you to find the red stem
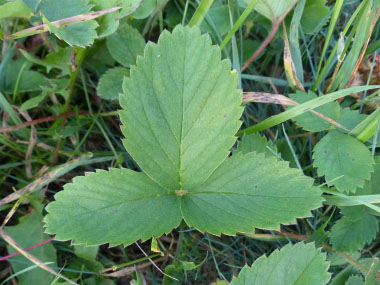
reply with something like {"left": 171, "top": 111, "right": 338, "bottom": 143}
{"left": 242, "top": 1, "right": 298, "bottom": 71}
{"left": 0, "top": 237, "right": 55, "bottom": 262}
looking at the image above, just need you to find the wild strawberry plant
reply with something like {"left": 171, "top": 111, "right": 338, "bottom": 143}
{"left": 44, "top": 25, "right": 322, "bottom": 245}
{"left": 1, "top": 0, "right": 380, "bottom": 284}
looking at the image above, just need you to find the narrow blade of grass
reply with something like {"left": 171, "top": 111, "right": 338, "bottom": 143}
{"left": 237, "top": 85, "right": 380, "bottom": 135}
{"left": 189, "top": 0, "right": 215, "bottom": 27}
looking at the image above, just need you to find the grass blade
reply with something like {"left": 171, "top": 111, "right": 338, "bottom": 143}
{"left": 189, "top": 0, "right": 215, "bottom": 27}
{"left": 237, "top": 85, "right": 380, "bottom": 135}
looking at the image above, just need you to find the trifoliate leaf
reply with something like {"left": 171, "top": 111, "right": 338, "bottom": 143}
{"left": 181, "top": 152, "right": 322, "bottom": 234}
{"left": 6, "top": 212, "right": 57, "bottom": 284}
{"left": 231, "top": 242, "right": 330, "bottom": 285}
{"left": 107, "top": 24, "right": 145, "bottom": 67}
{"left": 97, "top": 67, "right": 129, "bottom": 100}
{"left": 313, "top": 131, "right": 374, "bottom": 193}
{"left": 330, "top": 208, "right": 378, "bottom": 252}
{"left": 45, "top": 168, "right": 183, "bottom": 246}
{"left": 289, "top": 91, "right": 341, "bottom": 132}
{"left": 39, "top": 0, "right": 98, "bottom": 47}
{"left": 45, "top": 25, "right": 322, "bottom": 247}
{"left": 235, "top": 133, "right": 278, "bottom": 157}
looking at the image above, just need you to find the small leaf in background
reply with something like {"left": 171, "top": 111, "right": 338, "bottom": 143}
{"left": 300, "top": 0, "right": 329, "bottom": 34}
{"left": 199, "top": 5, "right": 231, "bottom": 36}
{"left": 313, "top": 131, "right": 374, "bottom": 193}
{"left": 118, "top": 0, "right": 143, "bottom": 17}
{"left": 330, "top": 164, "right": 380, "bottom": 252}
{"left": 164, "top": 257, "right": 206, "bottom": 284}
{"left": 5, "top": 212, "right": 57, "bottom": 285}
{"left": 251, "top": 0, "right": 298, "bottom": 22}
{"left": 97, "top": 67, "right": 129, "bottom": 100}
{"left": 234, "top": 133, "right": 278, "bottom": 157}
{"left": 289, "top": 91, "right": 341, "bottom": 132}
{"left": 40, "top": 0, "right": 99, "bottom": 47}
{"left": 39, "top": 0, "right": 92, "bottom": 22}
{"left": 0, "top": 0, "right": 31, "bottom": 19}
{"left": 42, "top": 13, "right": 98, "bottom": 48}
{"left": 106, "top": 24, "right": 145, "bottom": 67}
{"left": 345, "top": 275, "right": 365, "bottom": 285}
{"left": 20, "top": 47, "right": 73, "bottom": 75}
{"left": 20, "top": 94, "right": 47, "bottom": 112}
{"left": 91, "top": 0, "right": 119, "bottom": 38}
{"left": 231, "top": 242, "right": 331, "bottom": 284}
{"left": 74, "top": 244, "right": 104, "bottom": 271}
{"left": 91, "top": 0, "right": 143, "bottom": 38}
{"left": 330, "top": 206, "right": 379, "bottom": 252}
{"left": 132, "top": 0, "right": 165, "bottom": 19}
{"left": 22, "top": 0, "right": 42, "bottom": 12}
{"left": 337, "top": 108, "right": 367, "bottom": 132}
{"left": 0, "top": 58, "right": 47, "bottom": 93}
{"left": 328, "top": 252, "right": 361, "bottom": 267}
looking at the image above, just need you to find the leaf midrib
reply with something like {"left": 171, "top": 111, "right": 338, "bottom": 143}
{"left": 178, "top": 29, "right": 186, "bottom": 190}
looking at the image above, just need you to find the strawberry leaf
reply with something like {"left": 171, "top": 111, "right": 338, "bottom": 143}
{"left": 45, "top": 25, "right": 322, "bottom": 247}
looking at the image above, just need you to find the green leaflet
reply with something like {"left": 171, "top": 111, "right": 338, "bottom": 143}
{"left": 249, "top": 0, "right": 298, "bottom": 21}
{"left": 39, "top": 0, "right": 92, "bottom": 20}
{"left": 90, "top": 0, "right": 142, "bottom": 38}
{"left": 0, "top": 58, "right": 47, "bottom": 93}
{"left": 39, "top": 0, "right": 98, "bottom": 47}
{"left": 337, "top": 108, "right": 367, "bottom": 132}
{"left": 289, "top": 91, "right": 341, "bottom": 132}
{"left": 345, "top": 276, "right": 365, "bottom": 285}
{"left": 301, "top": 0, "right": 329, "bottom": 34}
{"left": 120, "top": 25, "right": 243, "bottom": 190}
{"left": 22, "top": 0, "right": 41, "bottom": 12}
{"left": 106, "top": 24, "right": 146, "bottom": 67}
{"left": 45, "top": 25, "right": 322, "bottom": 247}
{"left": 6, "top": 212, "right": 57, "bottom": 285}
{"left": 97, "top": 67, "right": 129, "bottom": 100}
{"left": 132, "top": 0, "right": 165, "bottom": 19}
{"left": 330, "top": 164, "right": 380, "bottom": 252}
{"left": 181, "top": 152, "right": 321, "bottom": 234}
{"left": 231, "top": 242, "right": 331, "bottom": 285}
{"left": 330, "top": 207, "right": 378, "bottom": 252}
{"left": 0, "top": 0, "right": 31, "bottom": 19}
{"left": 45, "top": 168, "right": 182, "bottom": 246}
{"left": 313, "top": 131, "right": 374, "bottom": 193}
